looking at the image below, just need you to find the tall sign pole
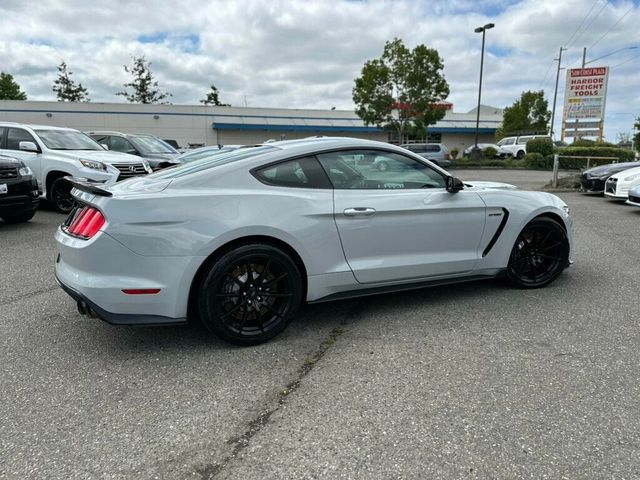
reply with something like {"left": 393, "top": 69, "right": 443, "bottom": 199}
{"left": 561, "top": 66, "right": 609, "bottom": 141}
{"left": 550, "top": 47, "right": 566, "bottom": 140}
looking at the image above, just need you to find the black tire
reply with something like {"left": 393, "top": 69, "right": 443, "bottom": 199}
{"left": 377, "top": 161, "right": 388, "bottom": 172}
{"left": 1, "top": 210, "right": 36, "bottom": 223}
{"left": 516, "top": 150, "right": 525, "bottom": 159}
{"left": 506, "top": 217, "right": 569, "bottom": 289}
{"left": 49, "top": 177, "right": 75, "bottom": 214}
{"left": 197, "top": 243, "right": 303, "bottom": 346}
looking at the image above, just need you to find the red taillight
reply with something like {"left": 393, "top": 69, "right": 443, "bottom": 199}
{"left": 66, "top": 206, "right": 105, "bottom": 239}
{"left": 122, "top": 289, "right": 161, "bottom": 295}
{"left": 444, "top": 153, "right": 451, "bottom": 160}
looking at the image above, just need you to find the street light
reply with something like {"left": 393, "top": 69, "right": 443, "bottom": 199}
{"left": 472, "top": 23, "right": 495, "bottom": 160}
{"left": 582, "top": 46, "right": 637, "bottom": 67}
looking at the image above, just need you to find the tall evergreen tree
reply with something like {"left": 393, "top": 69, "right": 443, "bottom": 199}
{"left": 0, "top": 72, "right": 27, "bottom": 100}
{"left": 116, "top": 56, "right": 171, "bottom": 104}
{"left": 496, "top": 90, "right": 550, "bottom": 138}
{"left": 52, "top": 61, "right": 90, "bottom": 102}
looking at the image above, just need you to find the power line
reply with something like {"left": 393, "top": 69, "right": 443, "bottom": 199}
{"left": 538, "top": 61, "right": 555, "bottom": 90}
{"left": 611, "top": 53, "right": 640, "bottom": 69}
{"left": 565, "top": 0, "right": 603, "bottom": 49}
{"left": 588, "top": 5, "right": 634, "bottom": 50}
{"left": 570, "top": 1, "right": 610, "bottom": 49}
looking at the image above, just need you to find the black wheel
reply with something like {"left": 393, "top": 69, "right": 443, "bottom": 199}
{"left": 49, "top": 177, "right": 75, "bottom": 214}
{"left": 1, "top": 210, "right": 36, "bottom": 223}
{"left": 516, "top": 150, "right": 525, "bottom": 159}
{"left": 506, "top": 217, "right": 569, "bottom": 288}
{"left": 377, "top": 161, "right": 388, "bottom": 172}
{"left": 198, "top": 244, "right": 303, "bottom": 346}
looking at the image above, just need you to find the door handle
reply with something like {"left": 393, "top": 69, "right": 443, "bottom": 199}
{"left": 343, "top": 207, "right": 376, "bottom": 217}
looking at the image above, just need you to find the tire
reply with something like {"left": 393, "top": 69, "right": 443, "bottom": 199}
{"left": 1, "top": 210, "right": 36, "bottom": 223}
{"left": 377, "top": 161, "right": 388, "bottom": 172}
{"left": 516, "top": 150, "right": 525, "bottom": 159}
{"left": 506, "top": 217, "right": 569, "bottom": 289}
{"left": 49, "top": 177, "right": 75, "bottom": 214}
{"left": 197, "top": 243, "right": 303, "bottom": 346}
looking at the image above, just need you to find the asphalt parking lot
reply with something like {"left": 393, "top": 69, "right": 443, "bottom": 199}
{"left": 2, "top": 169, "right": 640, "bottom": 479}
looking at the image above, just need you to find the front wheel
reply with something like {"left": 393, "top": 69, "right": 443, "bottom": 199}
{"left": 516, "top": 150, "right": 525, "bottom": 159}
{"left": 49, "top": 177, "right": 75, "bottom": 214}
{"left": 197, "top": 244, "right": 303, "bottom": 345}
{"left": 506, "top": 217, "right": 569, "bottom": 289}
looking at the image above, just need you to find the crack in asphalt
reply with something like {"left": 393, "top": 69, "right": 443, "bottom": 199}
{"left": 196, "top": 300, "right": 364, "bottom": 479}
{"left": 0, "top": 285, "right": 60, "bottom": 308}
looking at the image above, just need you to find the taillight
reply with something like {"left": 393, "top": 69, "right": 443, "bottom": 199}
{"left": 444, "top": 153, "right": 451, "bottom": 160}
{"left": 65, "top": 206, "right": 105, "bottom": 239}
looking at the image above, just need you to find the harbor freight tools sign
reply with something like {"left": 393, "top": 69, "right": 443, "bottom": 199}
{"left": 562, "top": 67, "right": 609, "bottom": 139}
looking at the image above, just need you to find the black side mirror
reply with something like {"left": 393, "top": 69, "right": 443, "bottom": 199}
{"left": 446, "top": 176, "right": 464, "bottom": 193}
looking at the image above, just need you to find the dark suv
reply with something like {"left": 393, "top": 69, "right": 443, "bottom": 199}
{"left": 0, "top": 154, "right": 39, "bottom": 223}
{"left": 87, "top": 131, "right": 180, "bottom": 170}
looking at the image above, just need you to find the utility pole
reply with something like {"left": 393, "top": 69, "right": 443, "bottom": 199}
{"left": 582, "top": 47, "right": 587, "bottom": 68}
{"left": 550, "top": 47, "right": 566, "bottom": 140}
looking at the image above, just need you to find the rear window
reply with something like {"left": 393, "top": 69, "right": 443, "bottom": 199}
{"left": 149, "top": 146, "right": 277, "bottom": 179}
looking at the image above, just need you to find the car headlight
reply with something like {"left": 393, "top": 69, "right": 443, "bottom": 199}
{"left": 143, "top": 160, "right": 153, "bottom": 173}
{"left": 562, "top": 205, "right": 570, "bottom": 215}
{"left": 80, "top": 159, "right": 107, "bottom": 171}
{"left": 18, "top": 166, "right": 33, "bottom": 176}
{"left": 624, "top": 173, "right": 640, "bottom": 182}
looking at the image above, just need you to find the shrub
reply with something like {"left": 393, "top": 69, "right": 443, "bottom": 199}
{"left": 524, "top": 152, "right": 551, "bottom": 170}
{"left": 450, "top": 147, "right": 459, "bottom": 160}
{"left": 483, "top": 146, "right": 498, "bottom": 158}
{"left": 556, "top": 146, "right": 635, "bottom": 169}
{"left": 571, "top": 139, "right": 616, "bottom": 148}
{"left": 526, "top": 137, "right": 554, "bottom": 157}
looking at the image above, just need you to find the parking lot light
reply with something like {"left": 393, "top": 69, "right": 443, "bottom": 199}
{"left": 472, "top": 23, "right": 495, "bottom": 161}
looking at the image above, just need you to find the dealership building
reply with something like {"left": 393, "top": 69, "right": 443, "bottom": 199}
{"left": 0, "top": 100, "right": 502, "bottom": 152}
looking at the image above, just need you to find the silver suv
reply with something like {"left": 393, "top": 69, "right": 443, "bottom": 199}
{"left": 0, "top": 123, "right": 151, "bottom": 213}
{"left": 88, "top": 131, "right": 180, "bottom": 170}
{"left": 400, "top": 143, "right": 451, "bottom": 167}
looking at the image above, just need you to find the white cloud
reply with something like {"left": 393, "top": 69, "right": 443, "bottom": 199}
{"left": 0, "top": 0, "right": 638, "bottom": 141}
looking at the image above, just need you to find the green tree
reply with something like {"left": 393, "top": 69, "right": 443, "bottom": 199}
{"left": 496, "top": 90, "right": 550, "bottom": 138}
{"left": 352, "top": 38, "right": 450, "bottom": 142}
{"left": 116, "top": 56, "right": 171, "bottom": 104}
{"left": 52, "top": 61, "right": 90, "bottom": 102}
{"left": 0, "top": 72, "right": 27, "bottom": 100}
{"left": 200, "top": 84, "right": 230, "bottom": 106}
{"left": 634, "top": 118, "right": 640, "bottom": 154}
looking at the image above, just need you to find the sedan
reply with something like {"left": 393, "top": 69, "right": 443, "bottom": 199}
{"left": 55, "top": 137, "right": 573, "bottom": 345}
{"left": 580, "top": 161, "right": 640, "bottom": 194}
{"left": 626, "top": 184, "right": 640, "bottom": 207}
{"left": 604, "top": 165, "right": 640, "bottom": 200}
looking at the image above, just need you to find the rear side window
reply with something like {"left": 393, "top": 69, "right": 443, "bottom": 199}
{"left": 6, "top": 128, "right": 37, "bottom": 150}
{"left": 517, "top": 136, "right": 532, "bottom": 145}
{"left": 0, "top": 127, "right": 6, "bottom": 148}
{"left": 254, "top": 156, "right": 331, "bottom": 189}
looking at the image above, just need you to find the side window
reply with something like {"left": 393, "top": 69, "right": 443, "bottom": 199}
{"left": 254, "top": 156, "right": 331, "bottom": 189}
{"left": 406, "top": 145, "right": 426, "bottom": 153}
{"left": 517, "top": 136, "right": 531, "bottom": 145}
{"left": 0, "top": 127, "right": 6, "bottom": 148}
{"left": 503, "top": 138, "right": 515, "bottom": 146}
{"left": 317, "top": 150, "right": 445, "bottom": 190}
{"left": 6, "top": 128, "right": 37, "bottom": 151}
{"left": 109, "top": 136, "right": 136, "bottom": 154}
{"left": 424, "top": 145, "right": 439, "bottom": 152}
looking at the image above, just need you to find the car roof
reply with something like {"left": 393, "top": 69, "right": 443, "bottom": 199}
{"left": 87, "top": 131, "right": 156, "bottom": 138}
{"left": 0, "top": 122, "right": 78, "bottom": 131}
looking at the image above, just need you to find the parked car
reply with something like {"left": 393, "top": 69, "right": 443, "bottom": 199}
{"left": 626, "top": 184, "right": 640, "bottom": 207}
{"left": 604, "top": 165, "right": 640, "bottom": 200}
{"left": 497, "top": 135, "right": 550, "bottom": 159}
{"left": 162, "top": 139, "right": 181, "bottom": 150}
{"left": 0, "top": 123, "right": 151, "bottom": 213}
{"left": 87, "top": 131, "right": 181, "bottom": 170}
{"left": 0, "top": 154, "right": 39, "bottom": 223}
{"left": 400, "top": 143, "right": 451, "bottom": 167}
{"left": 55, "top": 137, "right": 572, "bottom": 346}
{"left": 580, "top": 161, "right": 640, "bottom": 194}
{"left": 463, "top": 143, "right": 503, "bottom": 158}
{"left": 177, "top": 145, "right": 238, "bottom": 163}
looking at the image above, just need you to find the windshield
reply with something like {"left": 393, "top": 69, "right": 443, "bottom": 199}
{"left": 35, "top": 130, "right": 104, "bottom": 151}
{"left": 180, "top": 147, "right": 237, "bottom": 163}
{"left": 130, "top": 136, "right": 178, "bottom": 154}
{"left": 151, "top": 146, "right": 277, "bottom": 179}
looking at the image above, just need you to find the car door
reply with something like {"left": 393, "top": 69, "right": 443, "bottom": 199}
{"left": 2, "top": 127, "right": 43, "bottom": 189}
{"left": 317, "top": 149, "right": 487, "bottom": 284}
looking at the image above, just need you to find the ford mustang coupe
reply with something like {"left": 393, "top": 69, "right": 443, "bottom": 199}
{"left": 55, "top": 137, "right": 572, "bottom": 345}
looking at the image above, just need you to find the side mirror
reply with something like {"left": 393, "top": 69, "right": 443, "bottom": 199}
{"left": 19, "top": 141, "right": 39, "bottom": 153}
{"left": 100, "top": 143, "right": 109, "bottom": 150}
{"left": 446, "top": 176, "right": 464, "bottom": 193}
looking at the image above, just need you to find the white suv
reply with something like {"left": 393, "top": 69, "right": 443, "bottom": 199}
{"left": 0, "top": 123, "right": 151, "bottom": 212}
{"left": 497, "top": 135, "right": 550, "bottom": 159}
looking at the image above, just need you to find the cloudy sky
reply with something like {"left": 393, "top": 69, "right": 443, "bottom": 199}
{"left": 0, "top": 0, "right": 638, "bottom": 141}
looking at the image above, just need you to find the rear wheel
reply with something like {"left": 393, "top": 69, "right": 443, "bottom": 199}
{"left": 506, "top": 217, "right": 569, "bottom": 288}
{"left": 198, "top": 244, "right": 303, "bottom": 346}
{"left": 49, "top": 177, "right": 75, "bottom": 214}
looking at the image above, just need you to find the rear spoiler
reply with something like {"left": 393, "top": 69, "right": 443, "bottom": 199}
{"left": 64, "top": 176, "right": 113, "bottom": 197}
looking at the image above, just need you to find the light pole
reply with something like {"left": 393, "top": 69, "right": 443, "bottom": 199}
{"left": 472, "top": 22, "right": 494, "bottom": 160}
{"left": 550, "top": 47, "right": 567, "bottom": 140}
{"left": 582, "top": 46, "right": 637, "bottom": 67}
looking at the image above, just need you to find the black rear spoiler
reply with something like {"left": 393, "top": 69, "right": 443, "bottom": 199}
{"left": 64, "top": 176, "right": 113, "bottom": 197}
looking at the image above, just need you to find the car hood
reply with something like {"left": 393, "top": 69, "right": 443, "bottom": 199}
{"left": 463, "top": 181, "right": 519, "bottom": 191}
{"left": 143, "top": 153, "right": 180, "bottom": 161}
{"left": 55, "top": 150, "right": 144, "bottom": 165}
{"left": 0, "top": 155, "right": 23, "bottom": 167}
{"left": 584, "top": 161, "right": 640, "bottom": 178}
{"left": 609, "top": 165, "right": 640, "bottom": 180}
